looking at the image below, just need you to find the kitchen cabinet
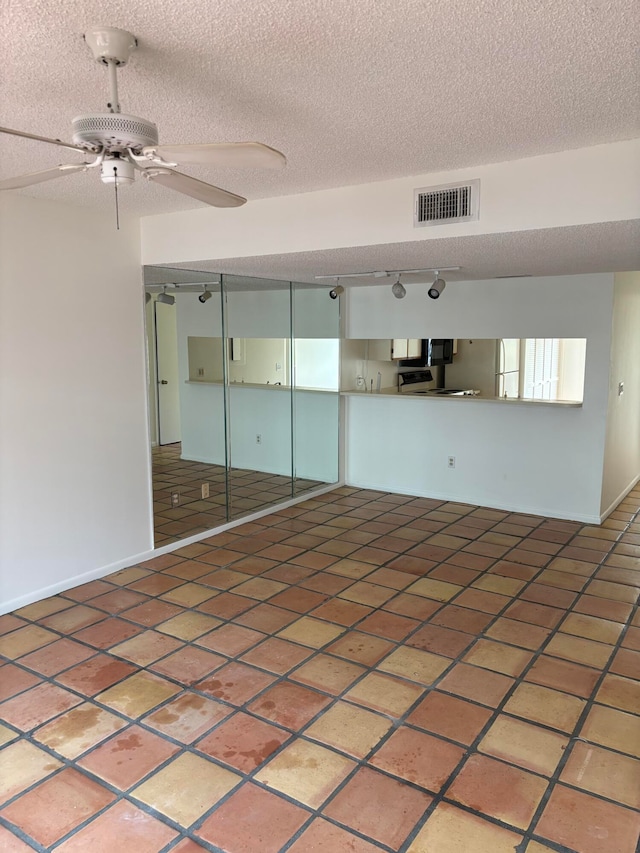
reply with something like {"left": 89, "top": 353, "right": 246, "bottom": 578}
{"left": 367, "top": 338, "right": 421, "bottom": 361}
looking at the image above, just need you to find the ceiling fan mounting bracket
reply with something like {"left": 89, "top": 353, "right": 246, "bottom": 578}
{"left": 84, "top": 27, "right": 138, "bottom": 67}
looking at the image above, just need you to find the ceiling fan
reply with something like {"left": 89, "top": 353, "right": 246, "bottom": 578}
{"left": 0, "top": 26, "right": 286, "bottom": 208}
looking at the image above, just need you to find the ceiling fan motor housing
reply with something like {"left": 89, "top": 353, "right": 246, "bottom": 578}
{"left": 72, "top": 113, "right": 158, "bottom": 153}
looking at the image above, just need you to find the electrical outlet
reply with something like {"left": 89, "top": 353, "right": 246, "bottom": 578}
{"left": 618, "top": 381, "right": 624, "bottom": 396}
{"left": 356, "top": 375, "right": 364, "bottom": 388}
{"left": 197, "top": 367, "right": 204, "bottom": 377}
{"left": 201, "top": 483, "right": 210, "bottom": 499}
{"left": 170, "top": 491, "right": 180, "bottom": 507}
{"left": 275, "top": 362, "right": 282, "bottom": 371}
{"left": 447, "top": 456, "right": 456, "bottom": 469}
{"left": 256, "top": 434, "right": 262, "bottom": 444}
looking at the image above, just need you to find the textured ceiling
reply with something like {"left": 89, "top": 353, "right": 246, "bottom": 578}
{"left": 1, "top": 0, "right": 638, "bottom": 217}
{"left": 153, "top": 221, "right": 640, "bottom": 285}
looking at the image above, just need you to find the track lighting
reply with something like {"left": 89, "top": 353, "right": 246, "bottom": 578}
{"left": 329, "top": 285, "right": 344, "bottom": 300}
{"left": 199, "top": 289, "right": 212, "bottom": 303}
{"left": 428, "top": 274, "right": 446, "bottom": 300}
{"left": 145, "top": 292, "right": 151, "bottom": 304}
{"left": 156, "top": 289, "right": 175, "bottom": 305}
{"left": 391, "top": 277, "right": 406, "bottom": 299}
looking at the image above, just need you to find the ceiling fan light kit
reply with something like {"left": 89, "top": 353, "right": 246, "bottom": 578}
{"left": 0, "top": 26, "right": 286, "bottom": 208}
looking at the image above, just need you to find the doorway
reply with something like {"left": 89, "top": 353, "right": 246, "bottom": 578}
{"left": 154, "top": 300, "right": 181, "bottom": 445}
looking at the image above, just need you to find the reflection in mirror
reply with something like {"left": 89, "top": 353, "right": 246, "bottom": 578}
{"left": 344, "top": 338, "right": 587, "bottom": 402}
{"left": 144, "top": 267, "right": 340, "bottom": 548}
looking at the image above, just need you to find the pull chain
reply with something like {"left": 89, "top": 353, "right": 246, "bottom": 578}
{"left": 112, "top": 165, "right": 120, "bottom": 230}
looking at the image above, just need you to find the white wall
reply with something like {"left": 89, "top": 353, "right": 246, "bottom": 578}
{"left": 601, "top": 272, "right": 640, "bottom": 515}
{"left": 141, "top": 140, "right": 640, "bottom": 265}
{"left": 0, "top": 195, "right": 151, "bottom": 612}
{"left": 345, "top": 274, "right": 614, "bottom": 522}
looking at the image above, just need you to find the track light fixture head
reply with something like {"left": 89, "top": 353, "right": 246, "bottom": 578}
{"left": 145, "top": 291, "right": 151, "bottom": 304}
{"left": 428, "top": 274, "right": 446, "bottom": 300}
{"left": 199, "top": 289, "right": 212, "bottom": 304}
{"left": 156, "top": 288, "right": 175, "bottom": 305}
{"left": 329, "top": 284, "right": 344, "bottom": 300}
{"left": 391, "top": 277, "right": 406, "bottom": 299}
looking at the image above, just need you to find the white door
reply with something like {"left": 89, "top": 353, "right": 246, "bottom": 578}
{"left": 155, "top": 300, "right": 181, "bottom": 445}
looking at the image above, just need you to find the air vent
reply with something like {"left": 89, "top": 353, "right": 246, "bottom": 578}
{"left": 414, "top": 179, "right": 480, "bottom": 227}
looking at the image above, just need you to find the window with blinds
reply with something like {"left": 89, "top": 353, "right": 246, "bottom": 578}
{"left": 522, "top": 338, "right": 560, "bottom": 400}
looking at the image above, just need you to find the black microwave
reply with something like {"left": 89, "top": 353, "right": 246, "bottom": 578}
{"left": 398, "top": 339, "right": 454, "bottom": 367}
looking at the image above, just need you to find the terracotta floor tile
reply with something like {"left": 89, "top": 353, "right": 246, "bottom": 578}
{"left": 504, "top": 683, "right": 586, "bottom": 732}
{"left": 14, "top": 596, "right": 74, "bottom": 621}
{"left": 453, "top": 587, "right": 510, "bottom": 614}
{"left": 116, "top": 599, "right": 182, "bottom": 627}
{"left": 587, "top": 579, "right": 638, "bottom": 603}
{"left": 305, "top": 700, "right": 392, "bottom": 758}
{"left": 163, "top": 559, "right": 215, "bottom": 580}
{"left": 561, "top": 612, "right": 624, "bottom": 645}
{"left": 96, "top": 671, "right": 180, "bottom": 717}
{"left": 337, "top": 580, "right": 396, "bottom": 608}
{"left": 309, "top": 598, "right": 372, "bottom": 626}
{"left": 438, "top": 662, "right": 515, "bottom": 707}
{"left": 383, "top": 592, "right": 442, "bottom": 620}
{"left": 155, "top": 611, "right": 221, "bottom": 640}
{"left": 546, "top": 632, "right": 613, "bottom": 668}
{"left": 463, "top": 638, "right": 533, "bottom": 676}
{"left": 194, "top": 661, "right": 276, "bottom": 705}
{"left": 0, "top": 825, "right": 39, "bottom": 851}
{"left": 448, "top": 753, "right": 547, "bottom": 830}
{"left": 478, "top": 715, "right": 568, "bottom": 776}
{"left": 78, "top": 724, "right": 179, "bottom": 789}
{"left": 196, "top": 592, "right": 253, "bottom": 620}
{"left": 345, "top": 671, "right": 424, "bottom": 716}
{"left": 132, "top": 752, "right": 241, "bottom": 826}
{"left": 18, "top": 638, "right": 95, "bottom": 677}
{"left": 484, "top": 617, "right": 551, "bottom": 650}
{"left": 160, "top": 582, "right": 218, "bottom": 606}
{"left": 407, "top": 801, "right": 523, "bottom": 853}
{"left": 430, "top": 604, "right": 493, "bottom": 633}
{"left": 0, "top": 625, "right": 58, "bottom": 659}
{"left": 407, "top": 623, "right": 475, "bottom": 657}
{"left": 0, "top": 740, "right": 63, "bottom": 803}
{"left": 525, "top": 654, "right": 599, "bottom": 698}
{"left": 0, "top": 615, "right": 27, "bottom": 635}
{"left": 535, "top": 783, "right": 640, "bottom": 853}
{"left": 196, "top": 782, "right": 309, "bottom": 853}
{"left": 610, "top": 646, "right": 640, "bottom": 679}
{"left": 196, "top": 623, "right": 265, "bottom": 656}
{"left": 110, "top": 629, "right": 184, "bottom": 666}
{"left": 377, "top": 645, "right": 451, "bottom": 685}
{"left": 473, "top": 574, "right": 527, "bottom": 596}
{"left": 325, "top": 630, "right": 395, "bottom": 665}
{"left": 580, "top": 703, "right": 640, "bottom": 757}
{"left": 34, "top": 702, "right": 127, "bottom": 759}
{"left": 407, "top": 690, "right": 492, "bottom": 745}
{"left": 197, "top": 568, "right": 254, "bottom": 590}
{"left": 0, "top": 767, "right": 115, "bottom": 847}
{"left": 0, "top": 682, "right": 82, "bottom": 731}
{"left": 196, "top": 711, "right": 290, "bottom": 772}
{"left": 288, "top": 818, "right": 382, "bottom": 853}
{"left": 255, "top": 739, "right": 355, "bottom": 808}
{"left": 405, "top": 578, "right": 463, "bottom": 602}
{"left": 40, "top": 605, "right": 105, "bottom": 633}
{"left": 235, "top": 602, "right": 298, "bottom": 633}
{"left": 596, "top": 672, "right": 640, "bottom": 713}
{"left": 622, "top": 625, "right": 640, "bottom": 650}
{"left": 240, "top": 637, "right": 312, "bottom": 674}
{"left": 326, "top": 558, "right": 377, "bottom": 579}
{"left": 55, "top": 654, "right": 136, "bottom": 695}
{"left": 0, "top": 663, "right": 42, "bottom": 701}
{"left": 293, "top": 551, "right": 341, "bottom": 570}
{"left": 385, "top": 554, "right": 437, "bottom": 576}
{"left": 561, "top": 741, "right": 640, "bottom": 809}
{"left": 358, "top": 610, "right": 420, "bottom": 640}
{"left": 0, "top": 724, "right": 18, "bottom": 747}
{"left": 269, "top": 587, "right": 329, "bottom": 613}
{"left": 428, "top": 563, "right": 481, "bottom": 586}
{"left": 247, "top": 681, "right": 330, "bottom": 729}
{"left": 53, "top": 799, "right": 178, "bottom": 852}
{"left": 369, "top": 725, "right": 463, "bottom": 792}
{"left": 72, "top": 617, "right": 144, "bottom": 649}
{"left": 574, "top": 594, "right": 633, "bottom": 622}
{"left": 364, "top": 567, "right": 416, "bottom": 589}
{"left": 489, "top": 560, "right": 539, "bottom": 581}
{"left": 289, "top": 653, "right": 365, "bottom": 694}
{"left": 90, "top": 588, "right": 149, "bottom": 615}
{"left": 143, "top": 691, "right": 231, "bottom": 742}
{"left": 149, "top": 645, "right": 226, "bottom": 684}
{"left": 277, "top": 616, "right": 346, "bottom": 648}
{"left": 504, "top": 600, "right": 564, "bottom": 628}
{"left": 63, "top": 580, "right": 115, "bottom": 603}
{"left": 323, "top": 765, "right": 432, "bottom": 849}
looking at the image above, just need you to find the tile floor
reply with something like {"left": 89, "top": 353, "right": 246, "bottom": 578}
{"left": 153, "top": 443, "right": 323, "bottom": 545}
{"left": 1, "top": 486, "right": 639, "bottom": 852}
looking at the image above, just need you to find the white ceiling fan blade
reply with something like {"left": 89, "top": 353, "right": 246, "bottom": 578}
{"left": 0, "top": 163, "right": 88, "bottom": 190}
{"left": 143, "top": 142, "right": 286, "bottom": 169}
{"left": 0, "top": 126, "right": 88, "bottom": 153}
{"left": 145, "top": 168, "right": 246, "bottom": 207}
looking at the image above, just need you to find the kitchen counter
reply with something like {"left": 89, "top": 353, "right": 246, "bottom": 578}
{"left": 340, "top": 388, "right": 583, "bottom": 407}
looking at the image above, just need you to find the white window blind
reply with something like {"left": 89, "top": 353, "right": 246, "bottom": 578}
{"left": 523, "top": 338, "right": 559, "bottom": 400}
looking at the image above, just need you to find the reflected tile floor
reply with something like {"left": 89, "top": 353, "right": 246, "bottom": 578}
{"left": 153, "top": 443, "right": 322, "bottom": 545}
{"left": 2, "top": 487, "right": 640, "bottom": 852}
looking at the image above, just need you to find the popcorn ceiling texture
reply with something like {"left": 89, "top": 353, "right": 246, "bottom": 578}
{"left": 1, "top": 0, "right": 638, "bottom": 215}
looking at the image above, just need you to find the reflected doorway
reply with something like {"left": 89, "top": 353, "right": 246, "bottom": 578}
{"left": 154, "top": 300, "right": 181, "bottom": 445}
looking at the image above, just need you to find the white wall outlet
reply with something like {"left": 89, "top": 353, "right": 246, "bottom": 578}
{"left": 201, "top": 483, "right": 210, "bottom": 499}
{"left": 448, "top": 456, "right": 456, "bottom": 468}
{"left": 197, "top": 367, "right": 204, "bottom": 377}
{"left": 356, "top": 375, "right": 364, "bottom": 388}
{"left": 170, "top": 491, "right": 180, "bottom": 507}
{"left": 276, "top": 362, "right": 282, "bottom": 371}
{"left": 256, "top": 434, "right": 262, "bottom": 444}
{"left": 618, "top": 381, "right": 624, "bottom": 396}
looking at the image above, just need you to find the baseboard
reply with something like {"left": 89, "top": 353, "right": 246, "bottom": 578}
{"left": 344, "top": 479, "right": 602, "bottom": 525}
{"left": 1, "top": 480, "right": 344, "bottom": 617}
{"left": 599, "top": 473, "right": 640, "bottom": 522}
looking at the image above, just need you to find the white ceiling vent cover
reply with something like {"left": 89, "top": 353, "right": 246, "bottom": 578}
{"left": 414, "top": 179, "right": 480, "bottom": 227}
